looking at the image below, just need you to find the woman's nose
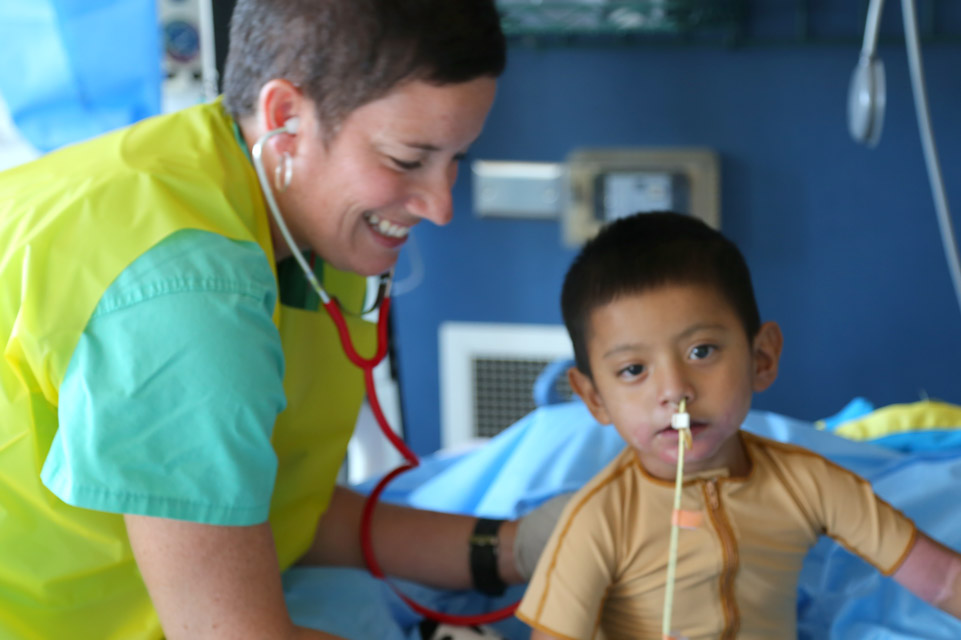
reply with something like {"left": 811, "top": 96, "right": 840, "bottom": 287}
{"left": 407, "top": 166, "right": 456, "bottom": 226}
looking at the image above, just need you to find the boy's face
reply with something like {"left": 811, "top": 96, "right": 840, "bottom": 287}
{"left": 569, "top": 283, "right": 782, "bottom": 479}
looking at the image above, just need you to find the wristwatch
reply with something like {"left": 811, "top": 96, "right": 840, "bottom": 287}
{"left": 469, "top": 518, "right": 507, "bottom": 596}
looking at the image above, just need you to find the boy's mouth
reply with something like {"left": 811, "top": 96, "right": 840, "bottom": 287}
{"left": 658, "top": 421, "right": 708, "bottom": 438}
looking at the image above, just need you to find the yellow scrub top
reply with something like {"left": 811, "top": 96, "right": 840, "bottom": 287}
{"left": 0, "top": 99, "right": 375, "bottom": 638}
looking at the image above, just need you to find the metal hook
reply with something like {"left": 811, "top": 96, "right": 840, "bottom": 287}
{"left": 360, "top": 270, "right": 393, "bottom": 316}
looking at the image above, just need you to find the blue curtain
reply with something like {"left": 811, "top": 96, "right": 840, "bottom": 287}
{"left": 0, "top": 0, "right": 161, "bottom": 153}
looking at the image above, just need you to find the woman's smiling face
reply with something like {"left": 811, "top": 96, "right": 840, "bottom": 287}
{"left": 276, "top": 77, "right": 497, "bottom": 276}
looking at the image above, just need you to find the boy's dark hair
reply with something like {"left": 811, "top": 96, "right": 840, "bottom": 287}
{"left": 561, "top": 212, "right": 762, "bottom": 377}
{"left": 222, "top": 0, "right": 506, "bottom": 141}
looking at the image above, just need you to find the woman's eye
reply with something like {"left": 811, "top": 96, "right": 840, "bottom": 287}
{"left": 618, "top": 364, "right": 645, "bottom": 378}
{"left": 690, "top": 344, "right": 716, "bottom": 360}
{"left": 390, "top": 157, "right": 422, "bottom": 171}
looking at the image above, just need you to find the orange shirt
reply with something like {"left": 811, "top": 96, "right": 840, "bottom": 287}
{"left": 517, "top": 431, "right": 917, "bottom": 640}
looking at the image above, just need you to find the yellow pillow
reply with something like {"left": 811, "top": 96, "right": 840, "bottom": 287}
{"left": 833, "top": 400, "right": 961, "bottom": 441}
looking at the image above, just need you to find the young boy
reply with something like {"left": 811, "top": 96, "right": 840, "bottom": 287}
{"left": 516, "top": 212, "right": 961, "bottom": 639}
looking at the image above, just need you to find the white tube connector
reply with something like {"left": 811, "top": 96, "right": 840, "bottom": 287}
{"left": 671, "top": 397, "right": 690, "bottom": 429}
{"left": 671, "top": 399, "right": 692, "bottom": 450}
{"left": 671, "top": 412, "right": 690, "bottom": 430}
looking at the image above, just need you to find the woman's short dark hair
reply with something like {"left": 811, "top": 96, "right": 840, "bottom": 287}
{"left": 561, "top": 212, "right": 762, "bottom": 377}
{"left": 222, "top": 0, "right": 506, "bottom": 139}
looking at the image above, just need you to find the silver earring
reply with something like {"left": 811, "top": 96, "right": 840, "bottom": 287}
{"left": 274, "top": 152, "right": 293, "bottom": 192}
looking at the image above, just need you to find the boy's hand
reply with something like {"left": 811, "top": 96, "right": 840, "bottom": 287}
{"left": 893, "top": 531, "right": 961, "bottom": 618}
{"left": 513, "top": 492, "right": 575, "bottom": 580}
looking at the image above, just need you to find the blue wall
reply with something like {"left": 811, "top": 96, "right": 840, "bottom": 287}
{"left": 394, "top": 4, "right": 961, "bottom": 455}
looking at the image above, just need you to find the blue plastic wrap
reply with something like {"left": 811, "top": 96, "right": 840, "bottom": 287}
{"left": 286, "top": 402, "right": 961, "bottom": 639}
{"left": 0, "top": 0, "right": 161, "bottom": 152}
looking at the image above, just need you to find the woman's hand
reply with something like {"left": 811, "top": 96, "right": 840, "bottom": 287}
{"left": 512, "top": 492, "right": 575, "bottom": 580}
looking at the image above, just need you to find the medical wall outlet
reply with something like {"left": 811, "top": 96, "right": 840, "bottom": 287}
{"left": 564, "top": 147, "right": 720, "bottom": 246}
{"left": 471, "top": 148, "right": 719, "bottom": 246}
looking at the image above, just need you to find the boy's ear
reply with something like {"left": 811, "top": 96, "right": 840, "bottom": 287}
{"left": 568, "top": 366, "right": 612, "bottom": 425}
{"left": 752, "top": 321, "right": 783, "bottom": 392}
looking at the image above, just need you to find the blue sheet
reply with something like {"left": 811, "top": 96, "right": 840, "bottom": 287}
{"left": 284, "top": 401, "right": 961, "bottom": 639}
{"left": 0, "top": 1, "right": 161, "bottom": 153}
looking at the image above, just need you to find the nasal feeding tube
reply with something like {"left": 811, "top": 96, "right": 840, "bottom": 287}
{"left": 662, "top": 398, "right": 692, "bottom": 640}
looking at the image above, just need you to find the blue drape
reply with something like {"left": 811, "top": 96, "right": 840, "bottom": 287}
{"left": 0, "top": 0, "right": 161, "bottom": 153}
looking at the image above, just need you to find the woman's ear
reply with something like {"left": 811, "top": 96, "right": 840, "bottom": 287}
{"left": 568, "top": 366, "right": 612, "bottom": 426}
{"left": 256, "top": 78, "right": 306, "bottom": 154}
{"left": 751, "top": 321, "right": 783, "bottom": 392}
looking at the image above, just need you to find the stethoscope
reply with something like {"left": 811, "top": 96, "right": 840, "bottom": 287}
{"left": 848, "top": 0, "right": 961, "bottom": 319}
{"left": 251, "top": 119, "right": 518, "bottom": 626}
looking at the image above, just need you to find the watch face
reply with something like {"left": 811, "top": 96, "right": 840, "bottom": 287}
{"left": 470, "top": 518, "right": 507, "bottom": 596}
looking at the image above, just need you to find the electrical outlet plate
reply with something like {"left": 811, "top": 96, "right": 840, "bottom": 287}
{"left": 471, "top": 160, "right": 566, "bottom": 219}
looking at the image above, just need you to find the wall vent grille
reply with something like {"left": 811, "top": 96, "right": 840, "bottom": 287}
{"left": 440, "top": 322, "right": 573, "bottom": 450}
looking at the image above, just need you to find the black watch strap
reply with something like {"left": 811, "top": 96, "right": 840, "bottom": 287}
{"left": 469, "top": 517, "right": 507, "bottom": 597}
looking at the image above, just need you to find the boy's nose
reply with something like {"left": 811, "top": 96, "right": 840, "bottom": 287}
{"left": 661, "top": 392, "right": 694, "bottom": 413}
{"left": 657, "top": 364, "right": 694, "bottom": 410}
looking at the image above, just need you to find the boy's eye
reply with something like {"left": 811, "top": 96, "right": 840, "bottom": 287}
{"left": 690, "top": 344, "right": 716, "bottom": 360}
{"left": 618, "top": 364, "right": 645, "bottom": 378}
{"left": 390, "top": 156, "right": 423, "bottom": 171}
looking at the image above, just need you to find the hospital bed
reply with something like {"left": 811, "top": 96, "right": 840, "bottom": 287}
{"left": 283, "top": 378, "right": 961, "bottom": 640}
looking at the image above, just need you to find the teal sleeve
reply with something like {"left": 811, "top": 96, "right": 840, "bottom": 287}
{"left": 41, "top": 230, "right": 286, "bottom": 526}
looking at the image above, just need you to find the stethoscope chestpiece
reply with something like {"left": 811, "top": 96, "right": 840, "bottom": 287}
{"left": 848, "top": 52, "right": 886, "bottom": 147}
{"left": 848, "top": 0, "right": 887, "bottom": 147}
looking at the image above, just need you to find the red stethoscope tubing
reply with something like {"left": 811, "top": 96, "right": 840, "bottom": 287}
{"left": 322, "top": 296, "right": 519, "bottom": 625}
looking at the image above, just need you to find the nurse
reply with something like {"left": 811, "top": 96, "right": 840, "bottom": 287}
{"left": 0, "top": 1, "right": 550, "bottom": 638}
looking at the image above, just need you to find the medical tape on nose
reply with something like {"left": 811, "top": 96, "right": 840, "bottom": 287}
{"left": 671, "top": 400, "right": 692, "bottom": 449}
{"left": 671, "top": 412, "right": 690, "bottom": 430}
